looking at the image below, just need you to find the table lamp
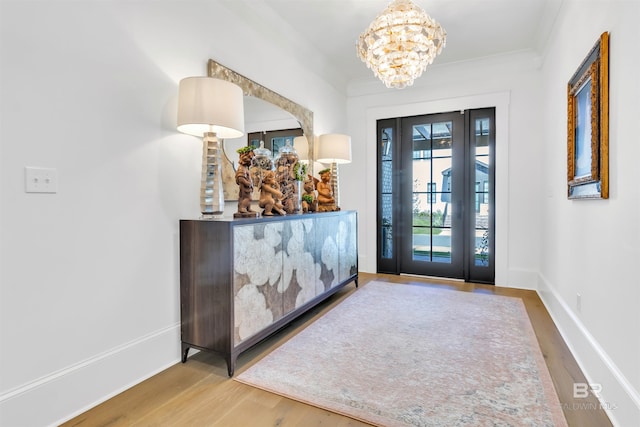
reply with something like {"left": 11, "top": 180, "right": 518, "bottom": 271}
{"left": 317, "top": 133, "right": 352, "bottom": 208}
{"left": 177, "top": 77, "right": 244, "bottom": 217}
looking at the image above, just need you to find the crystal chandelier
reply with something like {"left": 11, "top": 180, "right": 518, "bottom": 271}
{"left": 357, "top": 0, "right": 446, "bottom": 89}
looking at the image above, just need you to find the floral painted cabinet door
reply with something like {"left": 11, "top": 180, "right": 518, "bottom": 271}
{"left": 233, "top": 218, "right": 318, "bottom": 345}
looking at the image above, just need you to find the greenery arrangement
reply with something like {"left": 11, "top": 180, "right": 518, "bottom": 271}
{"left": 294, "top": 162, "right": 308, "bottom": 181}
{"left": 302, "top": 194, "right": 314, "bottom": 203}
{"left": 236, "top": 146, "right": 254, "bottom": 155}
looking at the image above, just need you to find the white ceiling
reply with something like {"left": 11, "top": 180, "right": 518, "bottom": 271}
{"left": 230, "top": 0, "right": 563, "bottom": 90}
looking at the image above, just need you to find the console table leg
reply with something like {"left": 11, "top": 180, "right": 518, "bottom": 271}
{"left": 226, "top": 354, "right": 236, "bottom": 377}
{"left": 181, "top": 344, "right": 190, "bottom": 363}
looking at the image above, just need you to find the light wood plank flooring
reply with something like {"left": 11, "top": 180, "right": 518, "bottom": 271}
{"left": 63, "top": 273, "right": 612, "bottom": 427}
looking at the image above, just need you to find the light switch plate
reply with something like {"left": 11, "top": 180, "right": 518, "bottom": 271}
{"left": 25, "top": 167, "right": 58, "bottom": 193}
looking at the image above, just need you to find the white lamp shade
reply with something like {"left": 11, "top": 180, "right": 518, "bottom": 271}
{"left": 317, "top": 133, "right": 352, "bottom": 164}
{"left": 177, "top": 77, "right": 245, "bottom": 138}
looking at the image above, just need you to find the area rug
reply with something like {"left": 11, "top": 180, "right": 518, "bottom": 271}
{"left": 235, "top": 281, "right": 568, "bottom": 427}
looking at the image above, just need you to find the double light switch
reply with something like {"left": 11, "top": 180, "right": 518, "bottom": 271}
{"left": 25, "top": 167, "right": 58, "bottom": 193}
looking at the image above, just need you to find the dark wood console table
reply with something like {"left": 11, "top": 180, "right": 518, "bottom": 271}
{"left": 180, "top": 210, "right": 358, "bottom": 376}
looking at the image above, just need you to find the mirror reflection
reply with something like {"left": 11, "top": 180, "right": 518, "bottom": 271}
{"left": 221, "top": 97, "right": 302, "bottom": 200}
{"left": 207, "top": 59, "right": 314, "bottom": 201}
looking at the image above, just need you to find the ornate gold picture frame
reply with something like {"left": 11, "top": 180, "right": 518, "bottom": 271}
{"left": 567, "top": 32, "right": 609, "bottom": 199}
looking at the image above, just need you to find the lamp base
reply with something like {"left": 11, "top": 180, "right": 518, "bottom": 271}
{"left": 200, "top": 132, "right": 225, "bottom": 217}
{"left": 330, "top": 162, "right": 340, "bottom": 209}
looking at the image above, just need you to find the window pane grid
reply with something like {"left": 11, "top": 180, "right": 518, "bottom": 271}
{"left": 381, "top": 127, "right": 394, "bottom": 260}
{"left": 473, "top": 118, "right": 491, "bottom": 268}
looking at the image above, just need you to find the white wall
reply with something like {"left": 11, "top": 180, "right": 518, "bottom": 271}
{"left": 0, "top": 1, "right": 346, "bottom": 426}
{"left": 537, "top": 1, "right": 640, "bottom": 426}
{"left": 345, "top": 51, "right": 544, "bottom": 288}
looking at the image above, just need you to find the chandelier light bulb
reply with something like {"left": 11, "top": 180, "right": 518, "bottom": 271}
{"left": 357, "top": 0, "right": 446, "bottom": 89}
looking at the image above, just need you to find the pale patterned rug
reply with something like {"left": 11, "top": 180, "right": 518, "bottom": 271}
{"left": 235, "top": 281, "right": 568, "bottom": 427}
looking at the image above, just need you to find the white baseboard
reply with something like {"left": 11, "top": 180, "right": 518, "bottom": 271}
{"left": 0, "top": 323, "right": 181, "bottom": 427}
{"left": 537, "top": 273, "right": 640, "bottom": 427}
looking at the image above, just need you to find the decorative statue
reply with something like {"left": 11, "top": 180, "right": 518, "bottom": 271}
{"left": 234, "top": 147, "right": 258, "bottom": 218}
{"left": 274, "top": 140, "right": 300, "bottom": 214}
{"left": 259, "top": 170, "right": 286, "bottom": 216}
{"left": 250, "top": 140, "right": 274, "bottom": 202}
{"left": 279, "top": 169, "right": 297, "bottom": 213}
{"left": 302, "top": 175, "right": 318, "bottom": 213}
{"left": 316, "top": 168, "right": 339, "bottom": 212}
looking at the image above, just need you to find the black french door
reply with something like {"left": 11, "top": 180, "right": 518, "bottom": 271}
{"left": 377, "top": 108, "right": 495, "bottom": 283}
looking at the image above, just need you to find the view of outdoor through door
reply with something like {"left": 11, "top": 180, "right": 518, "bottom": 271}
{"left": 377, "top": 108, "right": 495, "bottom": 283}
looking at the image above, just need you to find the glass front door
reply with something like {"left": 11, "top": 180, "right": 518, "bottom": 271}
{"left": 400, "top": 112, "right": 465, "bottom": 278}
{"left": 377, "top": 109, "right": 495, "bottom": 283}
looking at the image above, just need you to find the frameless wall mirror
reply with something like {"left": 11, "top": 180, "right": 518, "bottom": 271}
{"left": 207, "top": 59, "right": 314, "bottom": 200}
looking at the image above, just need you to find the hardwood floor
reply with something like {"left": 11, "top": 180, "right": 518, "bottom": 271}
{"left": 63, "top": 273, "right": 612, "bottom": 427}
